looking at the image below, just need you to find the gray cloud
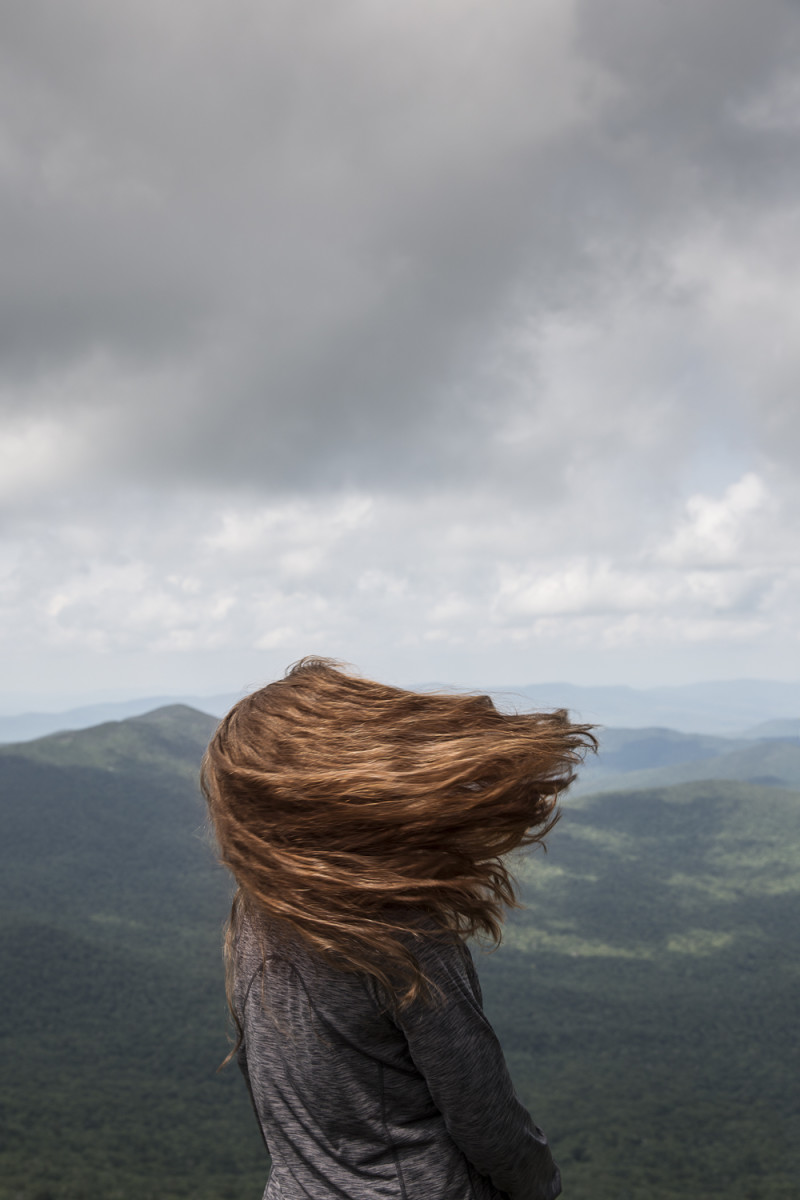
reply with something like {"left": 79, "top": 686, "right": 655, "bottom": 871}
{"left": 1, "top": 1, "right": 795, "bottom": 481}
{"left": 1, "top": 0, "right": 799, "bottom": 697}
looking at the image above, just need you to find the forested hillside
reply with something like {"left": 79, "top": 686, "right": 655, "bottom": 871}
{"left": 0, "top": 708, "right": 267, "bottom": 1200}
{"left": 1, "top": 709, "right": 798, "bottom": 1199}
{"left": 574, "top": 725, "right": 800, "bottom": 794}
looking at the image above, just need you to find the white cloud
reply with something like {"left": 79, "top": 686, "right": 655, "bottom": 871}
{"left": 1, "top": 463, "right": 796, "bottom": 692}
{"left": 658, "top": 474, "right": 772, "bottom": 567}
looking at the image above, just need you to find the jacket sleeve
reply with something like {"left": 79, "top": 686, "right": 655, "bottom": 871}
{"left": 392, "top": 936, "right": 561, "bottom": 1200}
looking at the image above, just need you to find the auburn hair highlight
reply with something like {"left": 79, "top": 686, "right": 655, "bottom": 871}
{"left": 202, "top": 657, "right": 596, "bottom": 1029}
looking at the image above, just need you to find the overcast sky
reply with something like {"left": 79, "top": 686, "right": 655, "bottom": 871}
{"left": 2, "top": 0, "right": 800, "bottom": 708}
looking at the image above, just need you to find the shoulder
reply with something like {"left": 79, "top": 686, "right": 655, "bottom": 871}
{"left": 231, "top": 910, "right": 297, "bottom": 1009}
{"left": 235, "top": 905, "right": 482, "bottom": 1017}
{"left": 369, "top": 908, "right": 483, "bottom": 1014}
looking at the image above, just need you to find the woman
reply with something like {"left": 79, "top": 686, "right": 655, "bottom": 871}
{"left": 203, "top": 657, "right": 595, "bottom": 1200}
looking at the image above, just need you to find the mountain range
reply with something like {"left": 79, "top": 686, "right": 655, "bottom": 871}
{"left": 1, "top": 705, "right": 798, "bottom": 1199}
{"left": 574, "top": 723, "right": 800, "bottom": 795}
{"left": 2, "top": 677, "right": 799, "bottom": 743}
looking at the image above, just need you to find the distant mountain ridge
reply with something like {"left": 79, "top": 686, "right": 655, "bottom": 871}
{"left": 744, "top": 717, "right": 800, "bottom": 739}
{"left": 0, "top": 705, "right": 220, "bottom": 775}
{"left": 574, "top": 724, "right": 800, "bottom": 795}
{"left": 503, "top": 678, "right": 800, "bottom": 734}
{"left": 2, "top": 677, "right": 799, "bottom": 743}
{"left": 4, "top": 703, "right": 800, "bottom": 798}
{"left": 0, "top": 693, "right": 237, "bottom": 744}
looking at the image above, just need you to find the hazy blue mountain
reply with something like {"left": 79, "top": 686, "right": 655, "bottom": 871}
{"left": 2, "top": 677, "right": 799, "bottom": 744}
{"left": 1, "top": 707, "right": 799, "bottom": 1198}
{"left": 585, "top": 726, "right": 736, "bottom": 770}
{"left": 742, "top": 717, "right": 800, "bottom": 739}
{"left": 577, "top": 725, "right": 800, "bottom": 795}
{"left": 504, "top": 678, "right": 800, "bottom": 733}
{"left": 0, "top": 694, "right": 235, "bottom": 744}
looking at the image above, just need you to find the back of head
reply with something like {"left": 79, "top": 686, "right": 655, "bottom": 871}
{"left": 203, "top": 657, "right": 595, "bottom": 1006}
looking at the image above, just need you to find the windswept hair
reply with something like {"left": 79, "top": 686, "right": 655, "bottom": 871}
{"left": 202, "top": 657, "right": 596, "bottom": 1025}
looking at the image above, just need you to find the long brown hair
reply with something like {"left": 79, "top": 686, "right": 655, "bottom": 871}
{"left": 202, "top": 657, "right": 596, "bottom": 1024}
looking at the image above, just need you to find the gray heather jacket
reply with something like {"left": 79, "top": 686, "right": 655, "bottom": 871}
{"left": 233, "top": 913, "right": 562, "bottom": 1200}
